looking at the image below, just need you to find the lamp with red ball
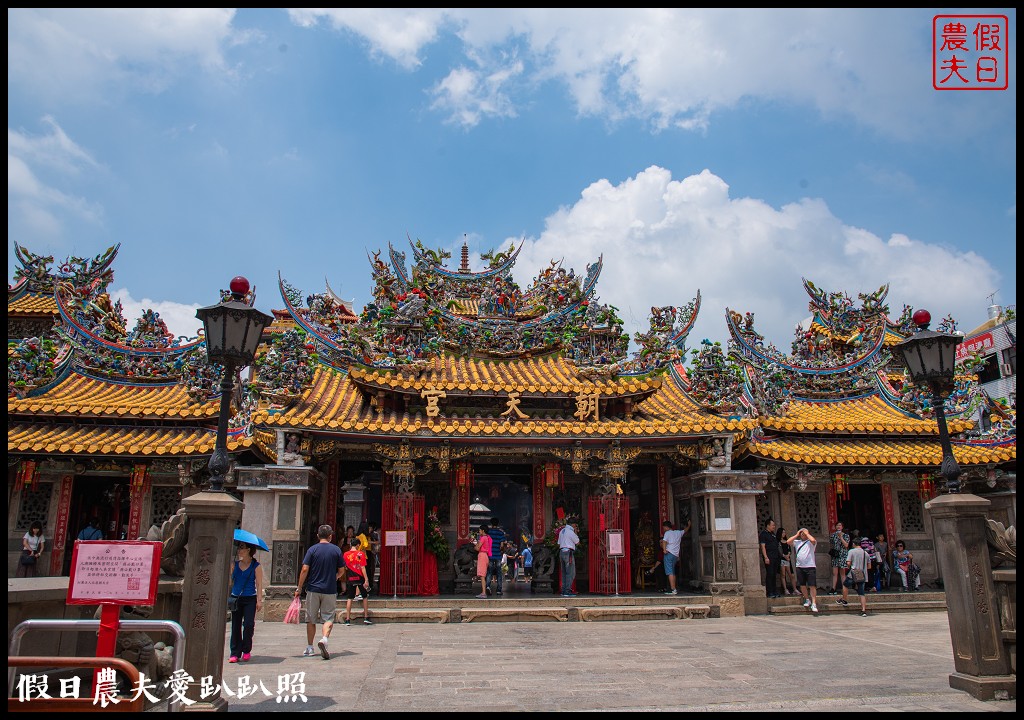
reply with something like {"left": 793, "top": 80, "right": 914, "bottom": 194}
{"left": 195, "top": 276, "right": 273, "bottom": 492}
{"left": 894, "top": 309, "right": 964, "bottom": 494}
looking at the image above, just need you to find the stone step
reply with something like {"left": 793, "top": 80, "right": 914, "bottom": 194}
{"left": 317, "top": 603, "right": 717, "bottom": 624}
{"left": 769, "top": 600, "right": 947, "bottom": 615}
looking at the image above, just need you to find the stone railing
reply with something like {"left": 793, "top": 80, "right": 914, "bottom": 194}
{"left": 7, "top": 576, "right": 183, "bottom": 669}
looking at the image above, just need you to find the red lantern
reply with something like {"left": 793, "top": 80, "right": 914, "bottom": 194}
{"left": 833, "top": 473, "right": 848, "bottom": 506}
{"left": 131, "top": 463, "right": 149, "bottom": 494}
{"left": 15, "top": 460, "right": 38, "bottom": 492}
{"left": 917, "top": 473, "right": 936, "bottom": 501}
{"left": 544, "top": 462, "right": 563, "bottom": 489}
{"left": 453, "top": 461, "right": 473, "bottom": 488}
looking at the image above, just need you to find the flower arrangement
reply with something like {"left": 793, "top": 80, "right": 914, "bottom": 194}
{"left": 424, "top": 507, "right": 449, "bottom": 565}
{"left": 543, "top": 513, "right": 585, "bottom": 556}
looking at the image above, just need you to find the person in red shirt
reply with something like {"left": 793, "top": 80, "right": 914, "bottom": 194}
{"left": 343, "top": 539, "right": 372, "bottom": 625}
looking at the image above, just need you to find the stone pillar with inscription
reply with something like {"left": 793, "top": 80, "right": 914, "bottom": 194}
{"left": 179, "top": 490, "right": 243, "bottom": 711}
{"left": 926, "top": 494, "right": 1015, "bottom": 701}
{"left": 677, "top": 468, "right": 767, "bottom": 617}
{"left": 235, "top": 464, "right": 320, "bottom": 622}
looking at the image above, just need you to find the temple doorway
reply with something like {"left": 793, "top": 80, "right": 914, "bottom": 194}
{"left": 61, "top": 476, "right": 131, "bottom": 575}
{"left": 470, "top": 464, "right": 533, "bottom": 595}
{"left": 836, "top": 483, "right": 885, "bottom": 540}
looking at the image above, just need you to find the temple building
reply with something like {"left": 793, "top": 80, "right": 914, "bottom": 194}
{"left": 7, "top": 241, "right": 1016, "bottom": 614}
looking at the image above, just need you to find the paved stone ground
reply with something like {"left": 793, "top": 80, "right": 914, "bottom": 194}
{"left": 212, "top": 611, "right": 1015, "bottom": 712}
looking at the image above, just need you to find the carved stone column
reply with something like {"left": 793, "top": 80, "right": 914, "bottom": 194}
{"left": 179, "top": 490, "right": 243, "bottom": 710}
{"left": 676, "top": 470, "right": 767, "bottom": 616}
{"left": 925, "top": 494, "right": 1015, "bottom": 700}
{"left": 235, "top": 464, "right": 321, "bottom": 622}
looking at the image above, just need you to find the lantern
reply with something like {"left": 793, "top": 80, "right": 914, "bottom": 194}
{"left": 131, "top": 463, "right": 149, "bottom": 495}
{"left": 544, "top": 461, "right": 563, "bottom": 489}
{"left": 16, "top": 460, "right": 38, "bottom": 492}
{"left": 453, "top": 461, "right": 473, "bottom": 488}
{"left": 917, "top": 473, "right": 937, "bottom": 501}
{"left": 833, "top": 472, "right": 848, "bottom": 505}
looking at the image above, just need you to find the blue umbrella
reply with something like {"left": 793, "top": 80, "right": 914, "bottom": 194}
{"left": 233, "top": 528, "right": 270, "bottom": 551}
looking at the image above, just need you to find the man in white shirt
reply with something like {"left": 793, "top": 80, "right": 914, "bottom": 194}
{"left": 787, "top": 528, "right": 819, "bottom": 614}
{"left": 557, "top": 522, "right": 580, "bottom": 597}
{"left": 660, "top": 520, "right": 689, "bottom": 596}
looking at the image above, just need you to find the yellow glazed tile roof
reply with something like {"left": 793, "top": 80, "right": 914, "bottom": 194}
{"left": 8, "top": 423, "right": 251, "bottom": 456}
{"left": 749, "top": 436, "right": 1015, "bottom": 466}
{"left": 883, "top": 328, "right": 905, "bottom": 346}
{"left": 761, "top": 396, "right": 974, "bottom": 435}
{"left": 348, "top": 354, "right": 661, "bottom": 397}
{"left": 254, "top": 365, "right": 754, "bottom": 437}
{"left": 8, "top": 373, "right": 219, "bottom": 419}
{"left": 8, "top": 292, "right": 58, "bottom": 316}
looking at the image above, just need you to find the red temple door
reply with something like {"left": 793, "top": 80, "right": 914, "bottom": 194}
{"left": 379, "top": 493, "right": 424, "bottom": 596}
{"left": 588, "top": 495, "right": 632, "bottom": 595}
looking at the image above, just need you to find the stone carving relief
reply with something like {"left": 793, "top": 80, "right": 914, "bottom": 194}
{"left": 714, "top": 541, "right": 737, "bottom": 581}
{"left": 986, "top": 520, "right": 1016, "bottom": 567}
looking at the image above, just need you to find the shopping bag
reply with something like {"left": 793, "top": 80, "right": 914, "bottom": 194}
{"left": 284, "top": 595, "right": 302, "bottom": 624}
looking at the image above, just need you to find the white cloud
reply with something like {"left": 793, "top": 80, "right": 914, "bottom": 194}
{"left": 110, "top": 288, "right": 203, "bottom": 342}
{"left": 430, "top": 60, "right": 523, "bottom": 127}
{"left": 289, "top": 8, "right": 997, "bottom": 138}
{"left": 7, "top": 8, "right": 244, "bottom": 102}
{"left": 8, "top": 119, "right": 104, "bottom": 240}
{"left": 288, "top": 8, "right": 447, "bottom": 69}
{"left": 512, "top": 166, "right": 1001, "bottom": 351}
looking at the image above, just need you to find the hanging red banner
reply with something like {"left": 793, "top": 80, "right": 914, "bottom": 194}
{"left": 50, "top": 474, "right": 74, "bottom": 576}
{"left": 126, "top": 466, "right": 150, "bottom": 541}
{"left": 657, "top": 464, "right": 670, "bottom": 527}
{"left": 532, "top": 464, "right": 546, "bottom": 542}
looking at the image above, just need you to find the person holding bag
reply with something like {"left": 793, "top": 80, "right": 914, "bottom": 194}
{"left": 838, "top": 536, "right": 871, "bottom": 616}
{"left": 18, "top": 521, "right": 45, "bottom": 578}
{"left": 228, "top": 541, "right": 264, "bottom": 663}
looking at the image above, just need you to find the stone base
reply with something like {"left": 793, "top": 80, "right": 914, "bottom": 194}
{"left": 948, "top": 672, "right": 1016, "bottom": 701}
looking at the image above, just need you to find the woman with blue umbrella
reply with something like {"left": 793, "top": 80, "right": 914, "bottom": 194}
{"left": 229, "top": 531, "right": 266, "bottom": 663}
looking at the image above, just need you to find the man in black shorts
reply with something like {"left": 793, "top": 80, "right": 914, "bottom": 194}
{"left": 787, "top": 527, "right": 819, "bottom": 614}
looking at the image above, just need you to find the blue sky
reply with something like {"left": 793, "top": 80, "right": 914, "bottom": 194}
{"left": 8, "top": 9, "right": 1017, "bottom": 351}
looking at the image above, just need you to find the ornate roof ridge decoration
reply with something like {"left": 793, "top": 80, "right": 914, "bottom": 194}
{"left": 280, "top": 240, "right": 652, "bottom": 370}
{"left": 55, "top": 276, "right": 203, "bottom": 355}
{"left": 249, "top": 329, "right": 317, "bottom": 407}
{"left": 727, "top": 306, "right": 886, "bottom": 376}
{"left": 8, "top": 332, "right": 74, "bottom": 399}
{"left": 399, "top": 235, "right": 522, "bottom": 282}
{"left": 618, "top": 292, "right": 701, "bottom": 377}
{"left": 683, "top": 339, "right": 748, "bottom": 417}
{"left": 10, "top": 242, "right": 120, "bottom": 298}
{"left": 802, "top": 277, "right": 889, "bottom": 333}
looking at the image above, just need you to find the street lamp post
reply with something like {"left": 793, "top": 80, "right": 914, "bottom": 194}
{"left": 178, "top": 276, "right": 272, "bottom": 709}
{"left": 195, "top": 275, "right": 274, "bottom": 491}
{"left": 893, "top": 308, "right": 963, "bottom": 493}
{"left": 895, "top": 308, "right": 1014, "bottom": 701}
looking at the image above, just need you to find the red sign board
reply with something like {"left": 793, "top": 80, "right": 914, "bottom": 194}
{"left": 956, "top": 331, "right": 994, "bottom": 360}
{"left": 67, "top": 541, "right": 162, "bottom": 606}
